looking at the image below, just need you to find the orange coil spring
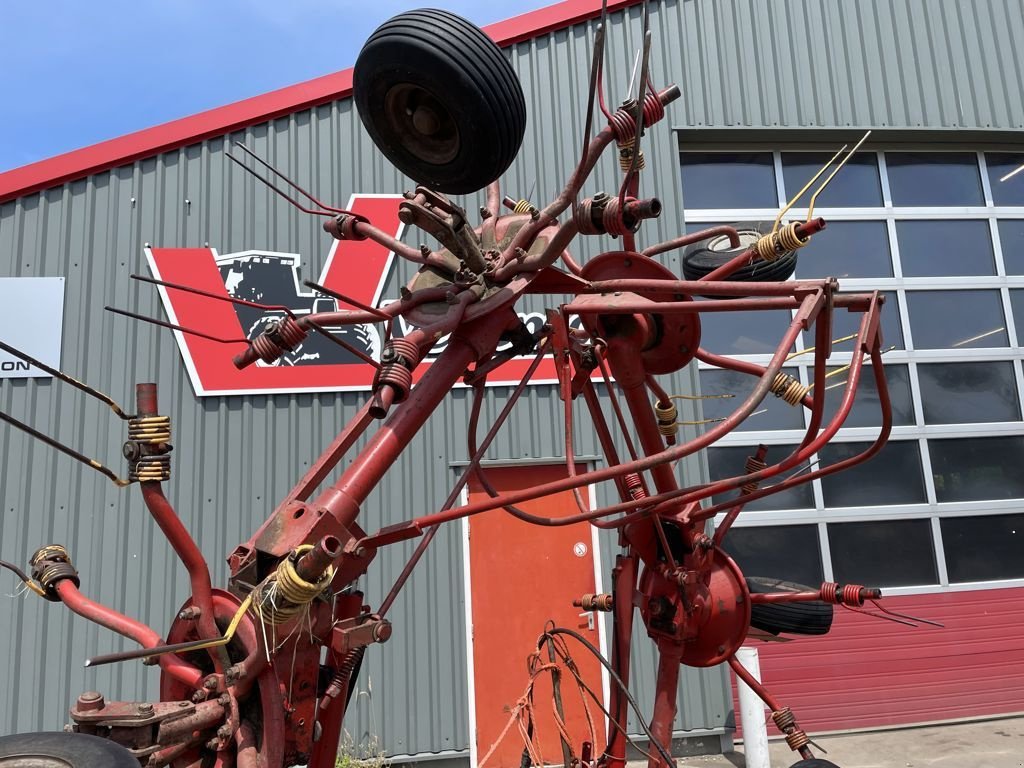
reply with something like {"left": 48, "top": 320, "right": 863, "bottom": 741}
{"left": 772, "top": 707, "right": 796, "bottom": 731}
{"left": 741, "top": 456, "right": 767, "bottom": 494}
{"left": 609, "top": 93, "right": 666, "bottom": 144}
{"left": 623, "top": 472, "right": 646, "bottom": 499}
{"left": 375, "top": 338, "right": 420, "bottom": 402}
{"left": 820, "top": 582, "right": 867, "bottom": 606}
{"left": 770, "top": 372, "right": 810, "bottom": 406}
{"left": 252, "top": 316, "right": 307, "bottom": 363}
{"left": 785, "top": 730, "right": 810, "bottom": 751}
{"left": 601, "top": 198, "right": 633, "bottom": 236}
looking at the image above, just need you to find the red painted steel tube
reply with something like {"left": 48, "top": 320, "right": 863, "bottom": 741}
{"left": 711, "top": 444, "right": 768, "bottom": 546}
{"left": 378, "top": 293, "right": 817, "bottom": 532}
{"left": 378, "top": 346, "right": 549, "bottom": 617}
{"left": 603, "top": 555, "right": 637, "bottom": 768}
{"left": 54, "top": 580, "right": 203, "bottom": 689}
{"left": 136, "top": 384, "right": 221, "bottom": 668}
{"left": 313, "top": 310, "right": 511, "bottom": 526}
{"left": 728, "top": 654, "right": 782, "bottom": 711}
{"left": 579, "top": 378, "right": 633, "bottom": 508}
{"left": 582, "top": 277, "right": 846, "bottom": 298}
{"left": 641, "top": 225, "right": 741, "bottom": 259}
{"left": 279, "top": 400, "right": 377, "bottom": 508}
{"left": 648, "top": 648, "right": 682, "bottom": 768}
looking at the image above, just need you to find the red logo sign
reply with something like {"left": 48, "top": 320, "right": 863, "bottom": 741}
{"left": 148, "top": 194, "right": 558, "bottom": 396}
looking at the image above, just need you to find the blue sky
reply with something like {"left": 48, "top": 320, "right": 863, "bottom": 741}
{"left": 0, "top": 1, "right": 550, "bottom": 172}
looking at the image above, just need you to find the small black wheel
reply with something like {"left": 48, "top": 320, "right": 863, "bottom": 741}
{"left": 790, "top": 760, "right": 841, "bottom": 768}
{"left": 682, "top": 224, "right": 798, "bottom": 289}
{"left": 0, "top": 731, "right": 138, "bottom": 767}
{"left": 354, "top": 8, "right": 527, "bottom": 194}
{"left": 747, "top": 577, "right": 833, "bottom": 636}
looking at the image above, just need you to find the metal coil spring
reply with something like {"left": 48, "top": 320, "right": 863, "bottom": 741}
{"left": 578, "top": 593, "right": 614, "bottom": 611}
{"left": 128, "top": 415, "right": 171, "bottom": 445}
{"left": 601, "top": 198, "right": 633, "bottom": 237}
{"left": 623, "top": 473, "right": 646, "bottom": 500}
{"left": 741, "top": 456, "right": 767, "bottom": 494}
{"left": 252, "top": 317, "right": 307, "bottom": 363}
{"left": 322, "top": 646, "right": 365, "bottom": 710}
{"left": 754, "top": 222, "right": 809, "bottom": 262}
{"left": 573, "top": 195, "right": 606, "bottom": 236}
{"left": 618, "top": 141, "right": 646, "bottom": 172}
{"left": 253, "top": 546, "right": 334, "bottom": 627}
{"left": 30, "top": 544, "right": 79, "bottom": 601}
{"left": 609, "top": 93, "right": 667, "bottom": 144}
{"left": 654, "top": 400, "right": 678, "bottom": 436}
{"left": 785, "top": 730, "right": 810, "bottom": 751}
{"left": 510, "top": 199, "right": 533, "bottom": 215}
{"left": 130, "top": 455, "right": 171, "bottom": 483}
{"left": 820, "top": 582, "right": 867, "bottom": 606}
{"left": 376, "top": 339, "right": 420, "bottom": 402}
{"left": 384, "top": 338, "right": 419, "bottom": 364}
{"left": 770, "top": 372, "right": 811, "bottom": 406}
{"left": 772, "top": 707, "right": 796, "bottom": 732}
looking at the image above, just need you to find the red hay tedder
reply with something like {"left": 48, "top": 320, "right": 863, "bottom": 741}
{"left": 0, "top": 5, "right": 939, "bottom": 768}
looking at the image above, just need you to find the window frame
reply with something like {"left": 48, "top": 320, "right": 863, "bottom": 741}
{"left": 682, "top": 145, "right": 1024, "bottom": 595}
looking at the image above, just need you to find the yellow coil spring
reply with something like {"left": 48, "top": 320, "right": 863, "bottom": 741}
{"left": 512, "top": 199, "right": 533, "bottom": 215}
{"left": 754, "top": 222, "right": 809, "bottom": 262}
{"left": 252, "top": 545, "right": 334, "bottom": 627}
{"left": 29, "top": 544, "right": 77, "bottom": 599}
{"left": 131, "top": 455, "right": 171, "bottom": 483}
{"left": 618, "top": 138, "right": 646, "bottom": 172}
{"left": 770, "top": 372, "right": 811, "bottom": 406}
{"left": 654, "top": 400, "right": 678, "bottom": 436}
{"left": 128, "top": 415, "right": 171, "bottom": 445}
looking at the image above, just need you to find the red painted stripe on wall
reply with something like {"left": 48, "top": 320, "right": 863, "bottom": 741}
{"left": 0, "top": 0, "right": 641, "bottom": 204}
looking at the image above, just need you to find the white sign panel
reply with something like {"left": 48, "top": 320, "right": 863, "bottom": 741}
{"left": 0, "top": 278, "right": 65, "bottom": 378}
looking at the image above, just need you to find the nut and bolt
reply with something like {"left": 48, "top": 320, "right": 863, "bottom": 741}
{"left": 203, "top": 677, "right": 219, "bottom": 691}
{"left": 178, "top": 606, "right": 201, "bottom": 621}
{"left": 225, "top": 664, "right": 245, "bottom": 684}
{"left": 138, "top": 702, "right": 154, "bottom": 715}
{"left": 372, "top": 620, "right": 393, "bottom": 644}
{"left": 77, "top": 691, "right": 105, "bottom": 712}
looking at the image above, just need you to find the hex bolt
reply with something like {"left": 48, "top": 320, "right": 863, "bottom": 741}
{"left": 77, "top": 692, "right": 105, "bottom": 712}
{"left": 138, "top": 702, "right": 154, "bottom": 715}
{"left": 178, "top": 606, "right": 201, "bottom": 621}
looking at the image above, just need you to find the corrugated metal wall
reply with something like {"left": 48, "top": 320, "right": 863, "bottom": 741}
{"left": 4, "top": 0, "right": 1019, "bottom": 758}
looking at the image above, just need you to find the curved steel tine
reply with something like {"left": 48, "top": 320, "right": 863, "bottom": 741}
{"left": 232, "top": 142, "right": 351, "bottom": 215}
{"left": 302, "top": 280, "right": 390, "bottom": 319}
{"left": 226, "top": 151, "right": 333, "bottom": 217}
{"left": 132, "top": 274, "right": 297, "bottom": 318}
{"left": 306, "top": 325, "right": 380, "bottom": 370}
{"left": 104, "top": 306, "right": 248, "bottom": 345}
{"left": 0, "top": 339, "right": 131, "bottom": 419}
{"left": 573, "top": 19, "right": 607, "bottom": 213}
{"left": 870, "top": 599, "right": 945, "bottom": 628}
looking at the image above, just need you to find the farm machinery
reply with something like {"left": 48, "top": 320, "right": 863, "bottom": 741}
{"left": 0, "top": 4, "right": 929, "bottom": 767}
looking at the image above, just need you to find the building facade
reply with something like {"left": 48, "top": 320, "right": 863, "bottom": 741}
{"left": 0, "top": 0, "right": 1022, "bottom": 762}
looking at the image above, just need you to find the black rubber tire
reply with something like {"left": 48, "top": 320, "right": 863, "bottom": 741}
{"left": 682, "top": 224, "right": 798, "bottom": 288}
{"left": 354, "top": 9, "right": 526, "bottom": 194}
{"left": 747, "top": 577, "right": 833, "bottom": 636}
{"left": 790, "top": 760, "right": 841, "bottom": 768}
{"left": 0, "top": 731, "right": 138, "bottom": 767}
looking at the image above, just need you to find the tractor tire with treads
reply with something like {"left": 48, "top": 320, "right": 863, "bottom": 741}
{"left": 747, "top": 577, "right": 834, "bottom": 636}
{"left": 0, "top": 731, "right": 138, "bottom": 767}
{"left": 354, "top": 9, "right": 526, "bottom": 194}
{"left": 682, "top": 224, "right": 798, "bottom": 290}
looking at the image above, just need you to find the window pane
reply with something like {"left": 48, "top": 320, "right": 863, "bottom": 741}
{"left": 985, "top": 153, "right": 1024, "bottom": 207}
{"left": 918, "top": 362, "right": 1021, "bottom": 424}
{"left": 707, "top": 444, "right": 813, "bottom": 511}
{"left": 699, "top": 367, "right": 805, "bottom": 431}
{"left": 803, "top": 291, "right": 903, "bottom": 349}
{"left": 699, "top": 301, "right": 796, "bottom": 356}
{"left": 1011, "top": 289, "right": 1024, "bottom": 333}
{"left": 930, "top": 436, "right": 1024, "bottom": 502}
{"left": 822, "top": 363, "right": 914, "bottom": 428}
{"left": 906, "top": 290, "right": 1008, "bottom": 349}
{"left": 794, "top": 221, "right": 893, "bottom": 279}
{"left": 886, "top": 152, "right": 983, "bottom": 207}
{"left": 828, "top": 519, "right": 938, "bottom": 587}
{"left": 819, "top": 440, "right": 926, "bottom": 507}
{"left": 941, "top": 514, "right": 1024, "bottom": 583}
{"left": 896, "top": 220, "right": 995, "bottom": 277}
{"left": 782, "top": 152, "right": 883, "bottom": 208}
{"left": 998, "top": 220, "right": 1024, "bottom": 274}
{"left": 680, "top": 153, "right": 777, "bottom": 209}
{"left": 721, "top": 525, "right": 823, "bottom": 586}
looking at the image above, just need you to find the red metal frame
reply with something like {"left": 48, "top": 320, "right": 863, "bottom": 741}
{"left": 0, "top": 20, "right": 914, "bottom": 768}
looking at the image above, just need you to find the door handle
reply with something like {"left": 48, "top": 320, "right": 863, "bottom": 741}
{"left": 579, "top": 611, "right": 595, "bottom": 631}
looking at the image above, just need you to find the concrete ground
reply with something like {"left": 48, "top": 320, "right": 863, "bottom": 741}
{"left": 672, "top": 716, "right": 1024, "bottom": 768}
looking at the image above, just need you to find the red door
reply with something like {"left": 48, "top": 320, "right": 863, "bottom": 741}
{"left": 465, "top": 465, "right": 607, "bottom": 768}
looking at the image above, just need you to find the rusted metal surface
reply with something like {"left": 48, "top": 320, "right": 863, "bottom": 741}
{"left": 0, "top": 6, "right": 912, "bottom": 768}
